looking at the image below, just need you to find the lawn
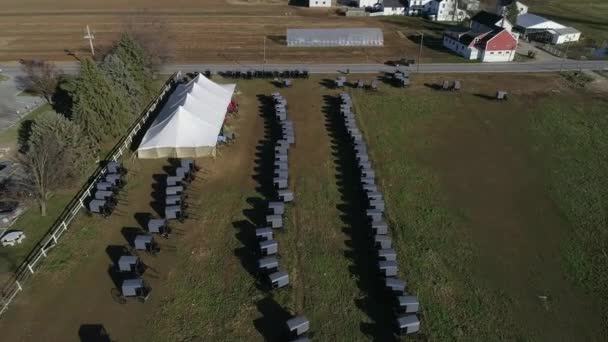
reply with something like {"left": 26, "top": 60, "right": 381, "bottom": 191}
{"left": 0, "top": 103, "right": 50, "bottom": 152}
{"left": 0, "top": 74, "right": 606, "bottom": 341}
{"left": 352, "top": 74, "right": 607, "bottom": 340}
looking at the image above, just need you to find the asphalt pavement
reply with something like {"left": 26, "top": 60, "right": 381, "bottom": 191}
{"left": 1, "top": 60, "right": 608, "bottom": 76}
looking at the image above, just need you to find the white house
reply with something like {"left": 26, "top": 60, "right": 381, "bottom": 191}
{"left": 428, "top": 0, "right": 468, "bottom": 22}
{"left": 309, "top": 0, "right": 331, "bottom": 7}
{"left": 406, "top": 0, "right": 433, "bottom": 16}
{"left": 516, "top": 13, "right": 580, "bottom": 44}
{"left": 358, "top": 0, "right": 380, "bottom": 7}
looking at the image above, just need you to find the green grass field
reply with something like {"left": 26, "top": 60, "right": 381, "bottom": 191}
{"left": 351, "top": 76, "right": 607, "bottom": 340}
{"left": 1, "top": 75, "right": 606, "bottom": 341}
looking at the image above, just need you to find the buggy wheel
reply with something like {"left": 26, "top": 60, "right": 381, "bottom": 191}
{"left": 111, "top": 288, "right": 127, "bottom": 304}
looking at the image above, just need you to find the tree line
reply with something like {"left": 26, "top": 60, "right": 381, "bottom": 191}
{"left": 9, "top": 34, "right": 159, "bottom": 216}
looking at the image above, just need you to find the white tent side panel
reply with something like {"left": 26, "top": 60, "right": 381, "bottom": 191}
{"left": 138, "top": 146, "right": 217, "bottom": 159}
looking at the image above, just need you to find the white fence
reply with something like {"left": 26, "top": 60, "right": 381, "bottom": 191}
{"left": 0, "top": 72, "right": 181, "bottom": 317}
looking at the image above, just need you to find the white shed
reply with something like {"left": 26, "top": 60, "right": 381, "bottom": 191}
{"left": 551, "top": 27, "right": 581, "bottom": 45}
{"left": 516, "top": 13, "right": 581, "bottom": 45}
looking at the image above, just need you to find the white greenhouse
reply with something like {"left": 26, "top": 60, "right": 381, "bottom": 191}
{"left": 286, "top": 28, "right": 384, "bottom": 47}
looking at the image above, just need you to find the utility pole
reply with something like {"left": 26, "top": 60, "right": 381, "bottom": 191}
{"left": 417, "top": 32, "right": 424, "bottom": 73}
{"left": 263, "top": 36, "right": 267, "bottom": 64}
{"left": 83, "top": 25, "right": 95, "bottom": 56}
{"left": 559, "top": 42, "right": 570, "bottom": 72}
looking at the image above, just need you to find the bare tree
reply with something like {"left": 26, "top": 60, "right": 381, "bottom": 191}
{"left": 15, "top": 130, "right": 72, "bottom": 216}
{"left": 19, "top": 60, "right": 63, "bottom": 104}
{"left": 123, "top": 14, "right": 175, "bottom": 72}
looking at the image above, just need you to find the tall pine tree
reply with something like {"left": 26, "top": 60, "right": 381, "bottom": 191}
{"left": 64, "top": 58, "right": 132, "bottom": 143}
{"left": 112, "top": 34, "right": 155, "bottom": 99}
{"left": 102, "top": 54, "right": 144, "bottom": 116}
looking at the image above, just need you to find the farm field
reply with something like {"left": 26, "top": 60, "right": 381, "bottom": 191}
{"left": 0, "top": 73, "right": 606, "bottom": 341}
{"left": 0, "top": 0, "right": 466, "bottom": 64}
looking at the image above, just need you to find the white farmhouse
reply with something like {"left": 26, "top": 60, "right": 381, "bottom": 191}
{"left": 406, "top": 0, "right": 433, "bottom": 16}
{"left": 428, "top": 0, "right": 468, "bottom": 22}
{"left": 309, "top": 0, "right": 331, "bottom": 7}
{"left": 358, "top": 0, "right": 381, "bottom": 7}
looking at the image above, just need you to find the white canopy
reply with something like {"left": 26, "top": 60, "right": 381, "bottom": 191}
{"left": 137, "top": 74, "right": 236, "bottom": 159}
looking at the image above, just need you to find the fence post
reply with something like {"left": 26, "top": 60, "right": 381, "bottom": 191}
{"left": 27, "top": 264, "right": 35, "bottom": 274}
{"left": 41, "top": 249, "right": 47, "bottom": 258}
{"left": 16, "top": 281, "right": 22, "bottom": 291}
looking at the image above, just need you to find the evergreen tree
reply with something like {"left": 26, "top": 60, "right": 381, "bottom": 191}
{"left": 64, "top": 58, "right": 132, "bottom": 143}
{"left": 506, "top": 1, "right": 519, "bottom": 26}
{"left": 102, "top": 54, "right": 144, "bottom": 115}
{"left": 112, "top": 34, "right": 155, "bottom": 98}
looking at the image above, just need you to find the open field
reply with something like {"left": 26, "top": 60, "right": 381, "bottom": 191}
{"left": 0, "top": 0, "right": 469, "bottom": 64}
{"left": 0, "top": 73, "right": 606, "bottom": 341}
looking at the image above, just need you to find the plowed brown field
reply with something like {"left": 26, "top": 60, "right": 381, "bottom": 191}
{"left": 0, "top": 0, "right": 455, "bottom": 63}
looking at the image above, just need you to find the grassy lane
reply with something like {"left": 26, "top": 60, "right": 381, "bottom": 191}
{"left": 282, "top": 82, "right": 370, "bottom": 340}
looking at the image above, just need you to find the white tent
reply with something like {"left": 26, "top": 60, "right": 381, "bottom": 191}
{"left": 137, "top": 74, "right": 236, "bottom": 159}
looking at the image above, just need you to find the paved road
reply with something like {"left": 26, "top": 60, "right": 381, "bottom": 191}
{"left": 2, "top": 60, "right": 608, "bottom": 75}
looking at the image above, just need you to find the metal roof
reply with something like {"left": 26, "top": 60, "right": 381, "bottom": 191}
{"left": 287, "top": 28, "right": 383, "bottom": 47}
{"left": 122, "top": 278, "right": 143, "bottom": 289}
{"left": 552, "top": 27, "right": 580, "bottom": 35}
{"left": 135, "top": 234, "right": 152, "bottom": 243}
{"left": 286, "top": 315, "right": 309, "bottom": 330}
{"left": 517, "top": 13, "right": 565, "bottom": 29}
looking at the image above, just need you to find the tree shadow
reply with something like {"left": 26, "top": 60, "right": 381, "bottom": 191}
{"left": 407, "top": 32, "right": 459, "bottom": 56}
{"left": 322, "top": 94, "right": 397, "bottom": 341}
{"left": 267, "top": 35, "right": 287, "bottom": 45}
{"left": 253, "top": 296, "right": 293, "bottom": 341}
{"left": 78, "top": 324, "right": 112, "bottom": 342}
{"left": 52, "top": 78, "right": 74, "bottom": 119}
{"left": 17, "top": 120, "right": 35, "bottom": 153}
